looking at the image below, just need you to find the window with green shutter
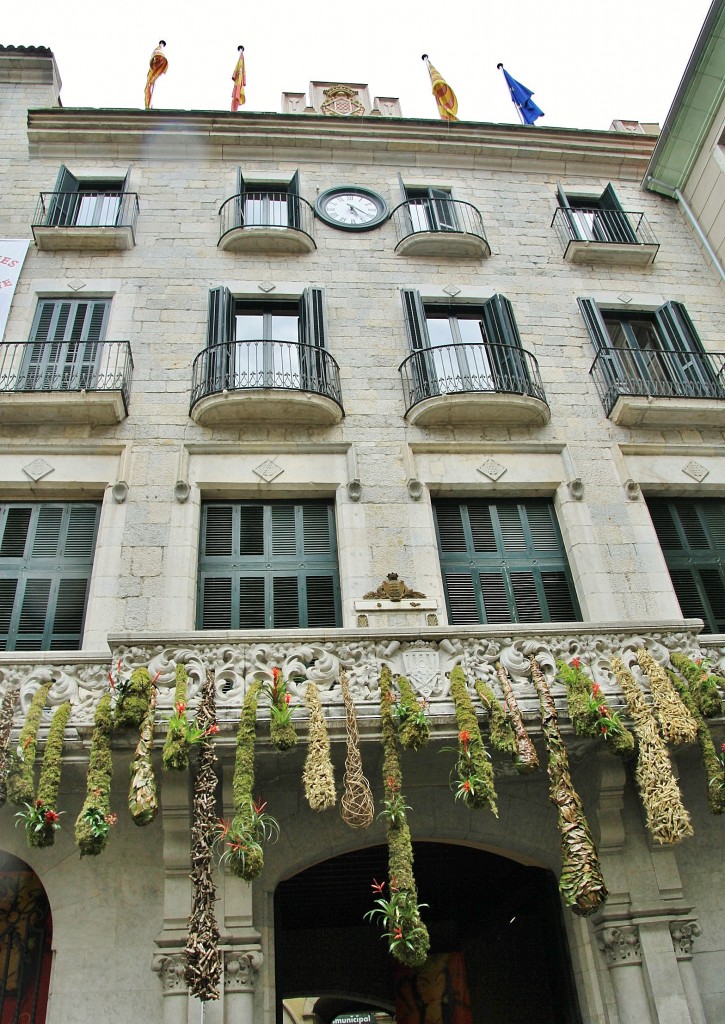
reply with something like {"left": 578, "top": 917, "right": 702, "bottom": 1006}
{"left": 197, "top": 500, "right": 341, "bottom": 630}
{"left": 647, "top": 497, "right": 725, "bottom": 633}
{"left": 0, "top": 503, "right": 100, "bottom": 650}
{"left": 434, "top": 499, "right": 580, "bottom": 625}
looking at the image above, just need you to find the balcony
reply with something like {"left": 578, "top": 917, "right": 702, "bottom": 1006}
{"left": 590, "top": 346, "right": 725, "bottom": 427}
{"left": 391, "top": 199, "right": 491, "bottom": 258}
{"left": 0, "top": 340, "right": 133, "bottom": 424}
{"left": 190, "top": 340, "right": 343, "bottom": 426}
{"left": 551, "top": 207, "right": 659, "bottom": 266}
{"left": 218, "top": 193, "right": 316, "bottom": 253}
{"left": 32, "top": 192, "right": 139, "bottom": 251}
{"left": 400, "top": 342, "right": 549, "bottom": 426}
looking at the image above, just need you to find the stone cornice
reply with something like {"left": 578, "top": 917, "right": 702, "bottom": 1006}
{"left": 26, "top": 108, "right": 657, "bottom": 179}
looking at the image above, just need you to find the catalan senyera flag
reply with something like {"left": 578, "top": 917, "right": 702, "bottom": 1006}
{"left": 144, "top": 40, "right": 168, "bottom": 110}
{"left": 422, "top": 54, "right": 458, "bottom": 121}
{"left": 231, "top": 45, "right": 246, "bottom": 112}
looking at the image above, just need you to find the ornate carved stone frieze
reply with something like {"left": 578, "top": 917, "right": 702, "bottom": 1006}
{"left": 151, "top": 952, "right": 187, "bottom": 993}
{"left": 670, "top": 920, "right": 701, "bottom": 959}
{"left": 224, "top": 949, "right": 263, "bottom": 992}
{"left": 597, "top": 925, "right": 642, "bottom": 965}
{"left": 363, "top": 573, "right": 426, "bottom": 601}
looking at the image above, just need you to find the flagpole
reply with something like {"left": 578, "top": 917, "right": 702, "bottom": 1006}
{"left": 497, "top": 63, "right": 525, "bottom": 126}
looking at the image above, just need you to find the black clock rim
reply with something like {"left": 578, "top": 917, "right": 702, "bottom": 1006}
{"left": 314, "top": 186, "right": 389, "bottom": 231}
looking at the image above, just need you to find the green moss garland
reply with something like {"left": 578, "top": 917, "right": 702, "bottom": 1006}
{"left": 230, "top": 680, "right": 264, "bottom": 880}
{"left": 669, "top": 652, "right": 724, "bottom": 719}
{"left": 448, "top": 667, "right": 497, "bottom": 815}
{"left": 496, "top": 663, "right": 539, "bottom": 774}
{"left": 392, "top": 675, "right": 430, "bottom": 751}
{"left": 114, "top": 667, "right": 152, "bottom": 730}
{"left": 379, "top": 666, "right": 430, "bottom": 967}
{"left": 555, "top": 659, "right": 635, "bottom": 759}
{"left": 302, "top": 682, "right": 336, "bottom": 811}
{"left": 667, "top": 669, "right": 725, "bottom": 815}
{"left": 6, "top": 682, "right": 52, "bottom": 807}
{"left": 636, "top": 650, "right": 698, "bottom": 746}
{"left": 28, "top": 701, "right": 72, "bottom": 849}
{"left": 0, "top": 686, "right": 20, "bottom": 808}
{"left": 531, "top": 660, "right": 608, "bottom": 916}
{"left": 163, "top": 664, "right": 191, "bottom": 771}
{"left": 268, "top": 669, "right": 297, "bottom": 751}
{"left": 474, "top": 680, "right": 517, "bottom": 755}
{"left": 75, "top": 694, "right": 115, "bottom": 856}
{"left": 128, "top": 688, "right": 158, "bottom": 826}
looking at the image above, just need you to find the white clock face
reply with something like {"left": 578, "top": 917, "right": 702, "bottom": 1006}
{"left": 324, "top": 193, "right": 380, "bottom": 225}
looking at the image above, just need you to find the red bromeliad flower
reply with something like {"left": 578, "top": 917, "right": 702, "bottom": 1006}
{"left": 44, "top": 809, "right": 60, "bottom": 824}
{"left": 371, "top": 878, "right": 385, "bottom": 894}
{"left": 571, "top": 657, "right": 581, "bottom": 670}
{"left": 393, "top": 927, "right": 404, "bottom": 940}
{"left": 598, "top": 704, "right": 610, "bottom": 717}
{"left": 175, "top": 701, "right": 187, "bottom": 715}
{"left": 252, "top": 797, "right": 267, "bottom": 816}
{"left": 284, "top": 693, "right": 291, "bottom": 705}
{"left": 386, "top": 775, "right": 400, "bottom": 793}
{"left": 272, "top": 667, "right": 282, "bottom": 681}
{"left": 207, "top": 723, "right": 219, "bottom": 735}
{"left": 390, "top": 876, "right": 399, "bottom": 891}
{"left": 591, "top": 683, "right": 601, "bottom": 697}
{"left": 462, "top": 779, "right": 472, "bottom": 793}
{"left": 458, "top": 729, "right": 472, "bottom": 747}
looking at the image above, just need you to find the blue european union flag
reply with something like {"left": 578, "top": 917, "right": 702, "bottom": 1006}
{"left": 499, "top": 66, "right": 544, "bottom": 125}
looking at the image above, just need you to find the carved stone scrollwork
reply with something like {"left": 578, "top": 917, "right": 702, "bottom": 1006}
{"left": 598, "top": 925, "right": 642, "bottom": 965}
{"left": 224, "top": 949, "right": 263, "bottom": 992}
{"left": 670, "top": 921, "right": 701, "bottom": 959}
{"left": 151, "top": 952, "right": 187, "bottom": 993}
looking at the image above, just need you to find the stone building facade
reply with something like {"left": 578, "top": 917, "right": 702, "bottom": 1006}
{"left": 0, "top": 32, "right": 724, "bottom": 1024}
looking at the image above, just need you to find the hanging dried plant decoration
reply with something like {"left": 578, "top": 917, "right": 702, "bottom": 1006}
{"left": 6, "top": 682, "right": 52, "bottom": 807}
{"left": 669, "top": 651, "right": 724, "bottom": 719}
{"left": 447, "top": 666, "right": 497, "bottom": 815}
{"left": 75, "top": 693, "right": 116, "bottom": 856}
{"left": 556, "top": 658, "right": 635, "bottom": 759}
{"left": 302, "top": 682, "right": 336, "bottom": 812}
{"left": 612, "top": 657, "right": 693, "bottom": 845}
{"left": 0, "top": 686, "right": 20, "bottom": 808}
{"left": 391, "top": 674, "right": 430, "bottom": 751}
{"left": 340, "top": 673, "right": 374, "bottom": 829}
{"left": 22, "top": 700, "right": 72, "bottom": 849}
{"left": 163, "top": 663, "right": 191, "bottom": 771}
{"left": 667, "top": 669, "right": 725, "bottom": 815}
{"left": 496, "top": 662, "right": 539, "bottom": 774}
{"left": 635, "top": 650, "right": 698, "bottom": 746}
{"left": 113, "top": 666, "right": 154, "bottom": 730}
{"left": 474, "top": 680, "right": 517, "bottom": 755}
{"left": 184, "top": 668, "right": 222, "bottom": 1002}
{"left": 531, "top": 660, "right": 608, "bottom": 916}
{"left": 129, "top": 687, "right": 159, "bottom": 826}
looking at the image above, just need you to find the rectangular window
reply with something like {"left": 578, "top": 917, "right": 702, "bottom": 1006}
{"left": 197, "top": 500, "right": 341, "bottom": 629}
{"left": 434, "top": 499, "right": 579, "bottom": 625}
{"left": 238, "top": 169, "right": 300, "bottom": 228}
{"left": 0, "top": 502, "right": 100, "bottom": 650}
{"left": 23, "top": 298, "right": 110, "bottom": 392}
{"left": 647, "top": 497, "right": 725, "bottom": 633}
{"left": 404, "top": 186, "right": 458, "bottom": 233}
{"left": 557, "top": 183, "right": 636, "bottom": 243}
{"left": 47, "top": 166, "right": 127, "bottom": 228}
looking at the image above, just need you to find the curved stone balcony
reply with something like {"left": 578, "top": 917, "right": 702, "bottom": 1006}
{"left": 218, "top": 193, "right": 316, "bottom": 253}
{"left": 391, "top": 199, "right": 491, "bottom": 258}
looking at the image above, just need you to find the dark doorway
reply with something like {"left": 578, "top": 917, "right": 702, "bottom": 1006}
{"left": 0, "top": 851, "right": 53, "bottom": 1024}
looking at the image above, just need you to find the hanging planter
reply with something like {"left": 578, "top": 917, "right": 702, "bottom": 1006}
{"left": 75, "top": 693, "right": 116, "bottom": 856}
{"left": 113, "top": 666, "right": 155, "bottom": 730}
{"left": 556, "top": 658, "right": 634, "bottom": 758}
{"left": 6, "top": 682, "right": 52, "bottom": 807}
{"left": 163, "top": 664, "right": 191, "bottom": 771}
{"left": 635, "top": 650, "right": 698, "bottom": 746}
{"left": 612, "top": 657, "right": 693, "bottom": 845}
{"left": 446, "top": 666, "right": 497, "bottom": 815}
{"left": 340, "top": 673, "right": 374, "bottom": 829}
{"left": 366, "top": 667, "right": 429, "bottom": 968}
{"left": 391, "top": 674, "right": 430, "bottom": 751}
{"left": 531, "top": 660, "right": 608, "bottom": 916}
{"left": 184, "top": 668, "right": 223, "bottom": 1002}
{"left": 129, "top": 688, "right": 159, "bottom": 826}
{"left": 667, "top": 669, "right": 725, "bottom": 815}
{"left": 0, "top": 686, "right": 19, "bottom": 808}
{"left": 302, "top": 682, "right": 336, "bottom": 812}
{"left": 474, "top": 680, "right": 517, "bottom": 756}
{"left": 496, "top": 663, "right": 539, "bottom": 773}
{"left": 265, "top": 668, "right": 297, "bottom": 751}
{"left": 669, "top": 652, "right": 724, "bottom": 719}
{"left": 18, "top": 701, "right": 72, "bottom": 849}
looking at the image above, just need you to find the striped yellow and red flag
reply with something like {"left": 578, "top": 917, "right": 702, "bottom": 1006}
{"left": 422, "top": 54, "right": 458, "bottom": 121}
{"left": 231, "top": 45, "right": 246, "bottom": 111}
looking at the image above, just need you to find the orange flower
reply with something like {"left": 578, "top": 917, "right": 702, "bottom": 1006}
{"left": 175, "top": 701, "right": 187, "bottom": 715}
{"left": 458, "top": 729, "right": 471, "bottom": 746}
{"left": 462, "top": 780, "right": 472, "bottom": 792}
{"left": 371, "top": 878, "right": 385, "bottom": 894}
{"left": 571, "top": 657, "right": 581, "bottom": 669}
{"left": 207, "top": 723, "right": 219, "bottom": 735}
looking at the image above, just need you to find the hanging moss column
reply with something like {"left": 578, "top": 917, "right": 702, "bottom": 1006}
{"left": 496, "top": 663, "right": 539, "bottom": 773}
{"left": 448, "top": 666, "right": 497, "bottom": 814}
{"left": 302, "top": 682, "right": 336, "bottom": 811}
{"left": 75, "top": 694, "right": 115, "bottom": 855}
{"left": 667, "top": 669, "right": 725, "bottom": 814}
{"left": 7, "top": 682, "right": 52, "bottom": 807}
{"left": 129, "top": 688, "right": 159, "bottom": 826}
{"left": 0, "top": 686, "right": 19, "bottom": 808}
{"left": 27, "top": 701, "right": 72, "bottom": 849}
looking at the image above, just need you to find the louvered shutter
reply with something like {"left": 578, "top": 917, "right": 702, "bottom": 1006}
{"left": 25, "top": 299, "right": 108, "bottom": 392}
{"left": 654, "top": 301, "right": 717, "bottom": 394}
{"left": 647, "top": 497, "right": 725, "bottom": 632}
{"left": 48, "top": 165, "right": 79, "bottom": 226}
{"left": 599, "top": 184, "right": 637, "bottom": 243}
{"left": 556, "top": 182, "right": 579, "bottom": 239}
{"left": 578, "top": 297, "right": 626, "bottom": 409}
{"left": 396, "top": 172, "right": 414, "bottom": 235}
{"left": 300, "top": 288, "right": 327, "bottom": 392}
{"left": 0, "top": 503, "right": 99, "bottom": 650}
{"left": 430, "top": 188, "right": 458, "bottom": 231}
{"left": 206, "top": 287, "right": 235, "bottom": 393}
{"left": 481, "top": 295, "right": 529, "bottom": 393}
{"left": 288, "top": 169, "right": 300, "bottom": 228}
{"left": 401, "top": 289, "right": 434, "bottom": 404}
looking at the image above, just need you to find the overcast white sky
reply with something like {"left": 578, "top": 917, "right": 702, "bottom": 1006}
{"left": 3, "top": 0, "right": 714, "bottom": 130}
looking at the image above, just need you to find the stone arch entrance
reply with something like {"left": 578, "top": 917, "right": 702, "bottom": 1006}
{"left": 274, "top": 841, "right": 581, "bottom": 1024}
{"left": 0, "top": 851, "right": 53, "bottom": 1024}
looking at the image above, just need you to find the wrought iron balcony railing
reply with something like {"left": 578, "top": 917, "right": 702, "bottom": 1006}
{"left": 590, "top": 346, "right": 725, "bottom": 416}
{"left": 551, "top": 207, "right": 658, "bottom": 251}
{"left": 32, "top": 191, "right": 140, "bottom": 237}
{"left": 190, "top": 340, "right": 343, "bottom": 413}
{"left": 218, "top": 192, "right": 316, "bottom": 242}
{"left": 391, "top": 198, "right": 490, "bottom": 252}
{"left": 399, "top": 342, "right": 547, "bottom": 413}
{"left": 0, "top": 340, "right": 134, "bottom": 412}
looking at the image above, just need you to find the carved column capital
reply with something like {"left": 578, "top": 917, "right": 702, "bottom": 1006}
{"left": 670, "top": 920, "right": 701, "bottom": 959}
{"left": 224, "top": 949, "right": 263, "bottom": 992}
{"left": 152, "top": 952, "right": 187, "bottom": 993}
{"left": 598, "top": 925, "right": 642, "bottom": 965}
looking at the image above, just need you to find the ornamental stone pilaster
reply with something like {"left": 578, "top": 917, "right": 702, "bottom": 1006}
{"left": 224, "top": 949, "right": 263, "bottom": 1024}
{"left": 670, "top": 921, "right": 706, "bottom": 1024}
{"left": 597, "top": 925, "right": 654, "bottom": 1024}
{"left": 151, "top": 952, "right": 188, "bottom": 1024}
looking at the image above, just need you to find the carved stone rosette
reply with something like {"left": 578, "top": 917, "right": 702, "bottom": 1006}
{"left": 670, "top": 920, "right": 701, "bottom": 959}
{"left": 224, "top": 949, "right": 263, "bottom": 992}
{"left": 597, "top": 925, "right": 642, "bottom": 965}
{"left": 152, "top": 951, "right": 187, "bottom": 993}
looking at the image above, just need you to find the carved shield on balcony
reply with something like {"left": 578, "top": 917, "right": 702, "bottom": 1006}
{"left": 402, "top": 647, "right": 440, "bottom": 698}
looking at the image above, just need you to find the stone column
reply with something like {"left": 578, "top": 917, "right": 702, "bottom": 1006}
{"left": 670, "top": 921, "right": 706, "bottom": 1024}
{"left": 224, "top": 949, "right": 263, "bottom": 1024}
{"left": 597, "top": 925, "right": 655, "bottom": 1024}
{"left": 151, "top": 952, "right": 188, "bottom": 1024}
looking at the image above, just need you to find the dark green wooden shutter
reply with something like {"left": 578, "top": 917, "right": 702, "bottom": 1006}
{"left": 401, "top": 289, "right": 433, "bottom": 403}
{"left": 0, "top": 503, "right": 100, "bottom": 651}
{"left": 434, "top": 499, "right": 579, "bottom": 625}
{"left": 26, "top": 299, "right": 108, "bottom": 392}
{"left": 300, "top": 288, "right": 326, "bottom": 391}
{"left": 48, "top": 165, "right": 79, "bottom": 225}
{"left": 578, "top": 296, "right": 626, "bottom": 396}
{"left": 654, "top": 301, "right": 717, "bottom": 392}
{"left": 430, "top": 188, "right": 458, "bottom": 231}
{"left": 481, "top": 295, "right": 529, "bottom": 391}
{"left": 198, "top": 501, "right": 340, "bottom": 630}
{"left": 599, "top": 184, "right": 637, "bottom": 243}
{"left": 647, "top": 497, "right": 725, "bottom": 632}
{"left": 401, "top": 290, "right": 430, "bottom": 351}
{"left": 288, "top": 169, "right": 300, "bottom": 228}
{"left": 206, "top": 287, "right": 235, "bottom": 392}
